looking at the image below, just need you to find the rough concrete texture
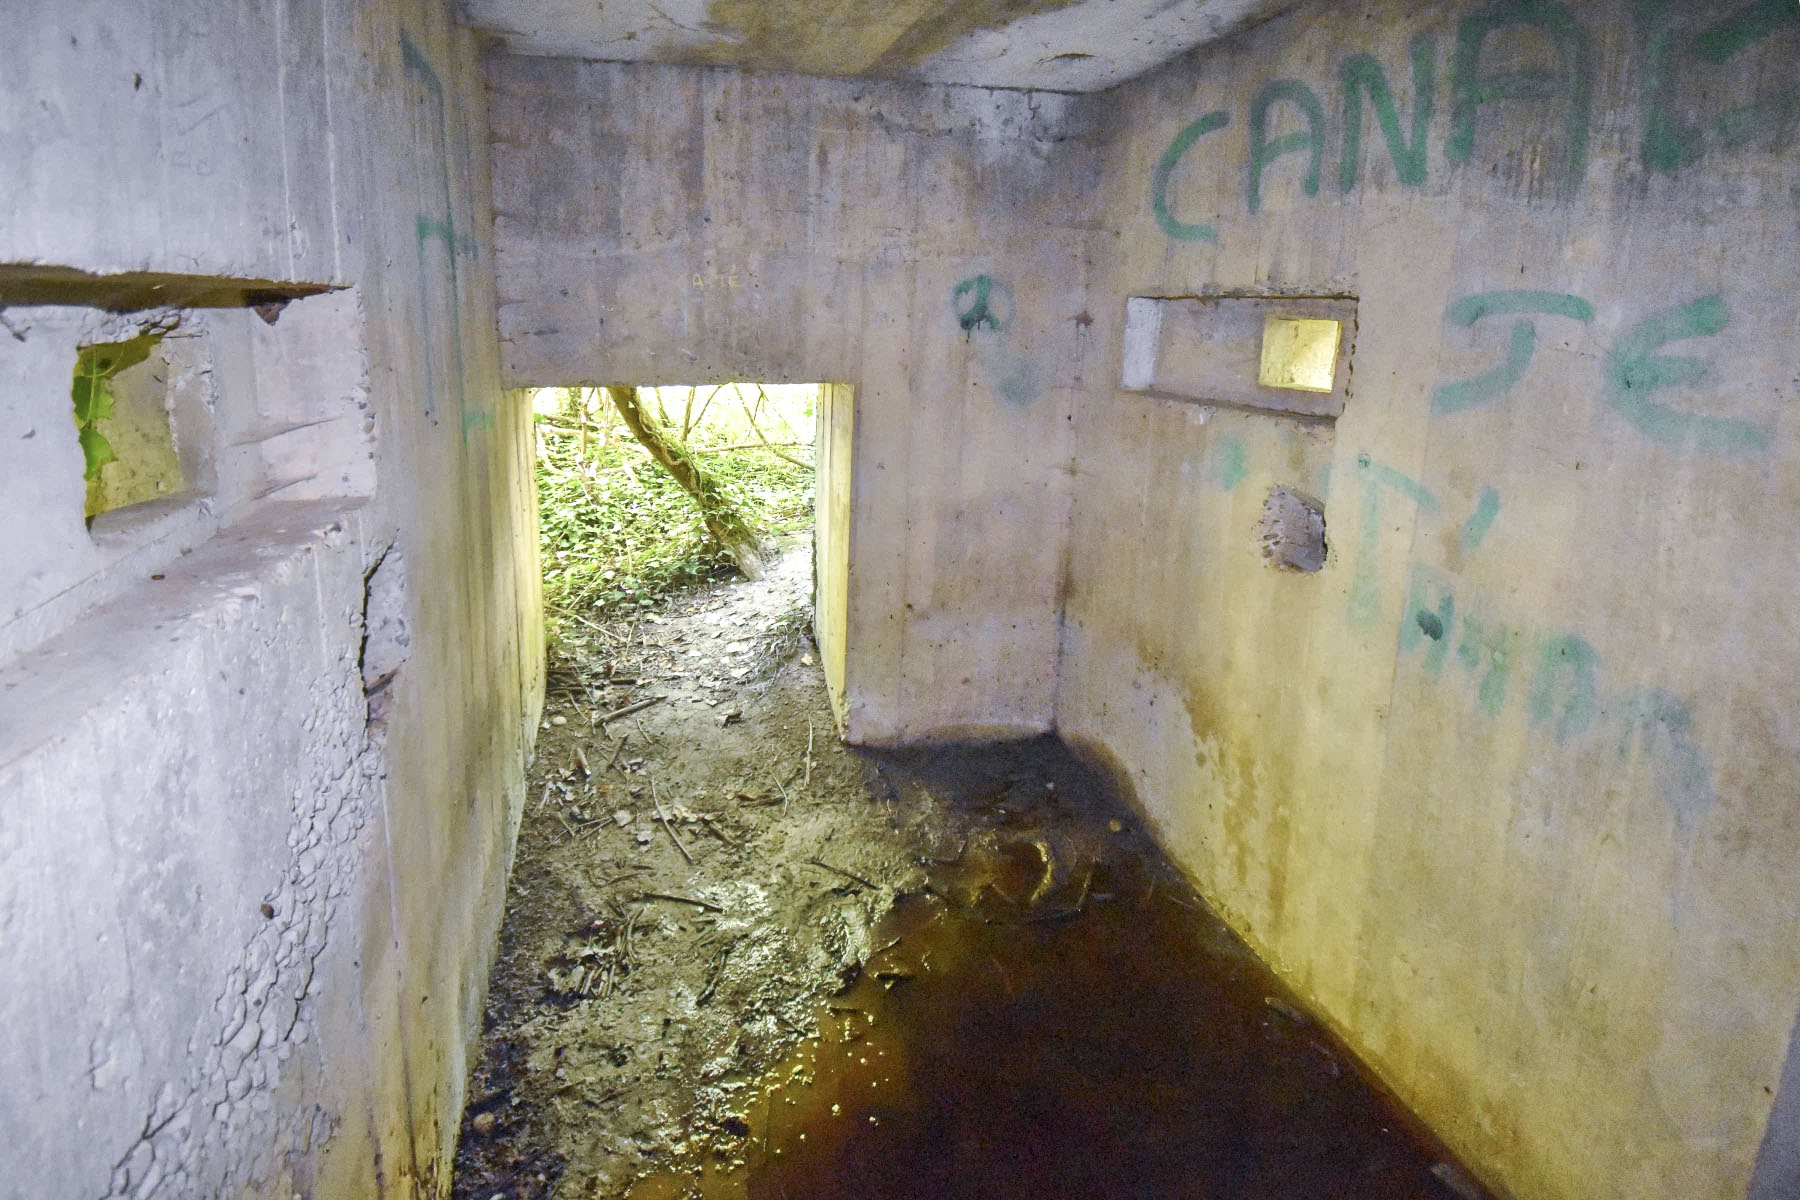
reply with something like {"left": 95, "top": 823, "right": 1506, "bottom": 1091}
{"left": 1258, "top": 484, "right": 1326, "bottom": 572}
{"left": 0, "top": 2, "right": 541, "bottom": 1196}
{"left": 1054, "top": 1, "right": 1800, "bottom": 1198}
{"left": 490, "top": 56, "right": 1103, "bottom": 744}
{"left": 465, "top": 0, "right": 1296, "bottom": 93}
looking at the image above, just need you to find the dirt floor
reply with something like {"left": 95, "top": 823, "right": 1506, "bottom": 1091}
{"left": 452, "top": 545, "right": 1492, "bottom": 1200}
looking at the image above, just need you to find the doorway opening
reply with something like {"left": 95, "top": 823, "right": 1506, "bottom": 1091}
{"left": 530, "top": 382, "right": 813, "bottom": 616}
{"left": 529, "top": 380, "right": 852, "bottom": 730}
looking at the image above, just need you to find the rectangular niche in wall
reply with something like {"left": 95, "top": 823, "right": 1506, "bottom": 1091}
{"left": 1121, "top": 295, "right": 1357, "bottom": 418}
{"left": 0, "top": 274, "right": 368, "bottom": 663}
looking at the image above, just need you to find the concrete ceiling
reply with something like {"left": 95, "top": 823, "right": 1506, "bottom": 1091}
{"left": 462, "top": 0, "right": 1297, "bottom": 93}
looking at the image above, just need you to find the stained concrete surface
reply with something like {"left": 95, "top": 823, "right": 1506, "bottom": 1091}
{"left": 489, "top": 56, "right": 1097, "bottom": 745}
{"left": 1056, "top": 2, "right": 1800, "bottom": 1196}
{"left": 466, "top": 0, "right": 1297, "bottom": 92}
{"left": 0, "top": 3, "right": 539, "bottom": 1195}
{"left": 455, "top": 548, "right": 1489, "bottom": 1200}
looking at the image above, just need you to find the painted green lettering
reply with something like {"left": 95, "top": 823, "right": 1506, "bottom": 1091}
{"left": 1690, "top": 0, "right": 1799, "bottom": 63}
{"left": 1446, "top": 1, "right": 1592, "bottom": 196}
{"left": 1151, "top": 112, "right": 1231, "bottom": 242}
{"left": 1461, "top": 486, "right": 1502, "bottom": 550}
{"left": 1432, "top": 291, "right": 1594, "bottom": 415}
{"left": 1248, "top": 81, "right": 1324, "bottom": 214}
{"left": 1340, "top": 34, "right": 1436, "bottom": 192}
{"left": 1346, "top": 456, "right": 1438, "bottom": 629}
{"left": 1605, "top": 295, "right": 1767, "bottom": 454}
{"left": 1399, "top": 566, "right": 1456, "bottom": 677}
{"left": 1529, "top": 634, "right": 1598, "bottom": 743}
{"left": 1214, "top": 436, "right": 1248, "bottom": 491}
{"left": 1639, "top": 0, "right": 1800, "bottom": 173}
{"left": 1455, "top": 614, "right": 1513, "bottom": 716}
{"left": 1634, "top": 0, "right": 1697, "bottom": 173}
{"left": 1614, "top": 688, "right": 1714, "bottom": 833}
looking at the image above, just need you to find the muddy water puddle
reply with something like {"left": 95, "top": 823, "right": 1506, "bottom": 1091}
{"left": 630, "top": 769, "right": 1487, "bottom": 1200}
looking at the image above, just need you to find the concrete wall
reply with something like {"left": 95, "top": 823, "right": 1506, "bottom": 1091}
{"left": 1056, "top": 1, "right": 1800, "bottom": 1197}
{"left": 489, "top": 56, "right": 1103, "bottom": 743}
{"left": 0, "top": 2, "right": 540, "bottom": 1196}
{"left": 814, "top": 381, "right": 855, "bottom": 731}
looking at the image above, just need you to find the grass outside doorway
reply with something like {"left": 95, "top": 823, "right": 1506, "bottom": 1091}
{"left": 533, "top": 382, "right": 817, "bottom": 635}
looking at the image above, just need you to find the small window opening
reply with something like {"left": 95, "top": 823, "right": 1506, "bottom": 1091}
{"left": 72, "top": 328, "right": 181, "bottom": 521}
{"left": 1258, "top": 317, "right": 1341, "bottom": 393}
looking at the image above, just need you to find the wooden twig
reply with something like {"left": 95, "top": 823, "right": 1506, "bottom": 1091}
{"left": 605, "top": 734, "right": 629, "bottom": 770}
{"left": 692, "top": 441, "right": 811, "bottom": 454}
{"left": 598, "top": 695, "right": 662, "bottom": 724}
{"left": 805, "top": 858, "right": 878, "bottom": 891}
{"left": 637, "top": 891, "right": 723, "bottom": 912}
{"left": 548, "top": 605, "right": 610, "bottom": 635}
{"left": 649, "top": 774, "right": 694, "bottom": 864}
{"left": 804, "top": 722, "right": 814, "bottom": 790}
{"left": 697, "top": 941, "right": 735, "bottom": 1007}
{"left": 737, "top": 384, "right": 812, "bottom": 468}
{"left": 699, "top": 815, "right": 739, "bottom": 848}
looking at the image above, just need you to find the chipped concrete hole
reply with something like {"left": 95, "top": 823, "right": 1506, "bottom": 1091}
{"left": 1259, "top": 484, "right": 1328, "bottom": 572}
{"left": 452, "top": 546, "right": 1487, "bottom": 1200}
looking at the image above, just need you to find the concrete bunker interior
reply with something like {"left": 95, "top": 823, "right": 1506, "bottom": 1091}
{"left": 1, "top": 2, "right": 1797, "bottom": 1199}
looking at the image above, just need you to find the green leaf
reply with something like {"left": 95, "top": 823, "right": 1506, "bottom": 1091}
{"left": 79, "top": 426, "right": 116, "bottom": 479}
{"left": 87, "top": 379, "right": 115, "bottom": 424}
{"left": 71, "top": 374, "right": 97, "bottom": 424}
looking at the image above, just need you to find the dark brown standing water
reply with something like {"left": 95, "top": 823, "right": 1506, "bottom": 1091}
{"left": 627, "top": 747, "right": 1490, "bottom": 1200}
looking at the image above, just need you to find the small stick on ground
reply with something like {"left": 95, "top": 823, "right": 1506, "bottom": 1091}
{"left": 636, "top": 891, "right": 723, "bottom": 913}
{"left": 605, "top": 734, "right": 629, "bottom": 771}
{"left": 594, "top": 867, "right": 649, "bottom": 888}
{"left": 805, "top": 857, "right": 878, "bottom": 891}
{"left": 548, "top": 605, "right": 610, "bottom": 636}
{"left": 699, "top": 815, "right": 739, "bottom": 848}
{"left": 804, "top": 721, "right": 814, "bottom": 790}
{"left": 696, "top": 940, "right": 736, "bottom": 1007}
{"left": 598, "top": 695, "right": 662, "bottom": 725}
{"left": 649, "top": 774, "right": 695, "bottom": 865}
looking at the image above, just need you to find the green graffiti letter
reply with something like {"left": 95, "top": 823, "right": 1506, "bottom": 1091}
{"left": 1151, "top": 112, "right": 1231, "bottom": 242}
{"left": 1455, "top": 614, "right": 1514, "bottom": 716}
{"left": 1432, "top": 291, "right": 1594, "bottom": 414}
{"left": 1447, "top": 1, "right": 1593, "bottom": 196}
{"left": 1399, "top": 566, "right": 1457, "bottom": 677}
{"left": 1340, "top": 34, "right": 1436, "bottom": 192}
{"left": 1638, "top": 0, "right": 1800, "bottom": 173}
{"left": 1529, "top": 634, "right": 1598, "bottom": 743}
{"left": 1614, "top": 688, "right": 1715, "bottom": 833}
{"left": 1634, "top": 0, "right": 1698, "bottom": 173}
{"left": 1461, "top": 486, "right": 1502, "bottom": 550}
{"left": 1605, "top": 295, "right": 1768, "bottom": 454}
{"left": 1248, "top": 81, "right": 1325, "bottom": 214}
{"left": 1346, "top": 456, "right": 1439, "bottom": 629}
{"left": 1214, "top": 436, "right": 1248, "bottom": 491}
{"left": 1691, "top": 0, "right": 1800, "bottom": 63}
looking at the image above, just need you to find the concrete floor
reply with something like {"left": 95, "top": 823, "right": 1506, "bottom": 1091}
{"left": 454, "top": 550, "right": 1490, "bottom": 1200}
